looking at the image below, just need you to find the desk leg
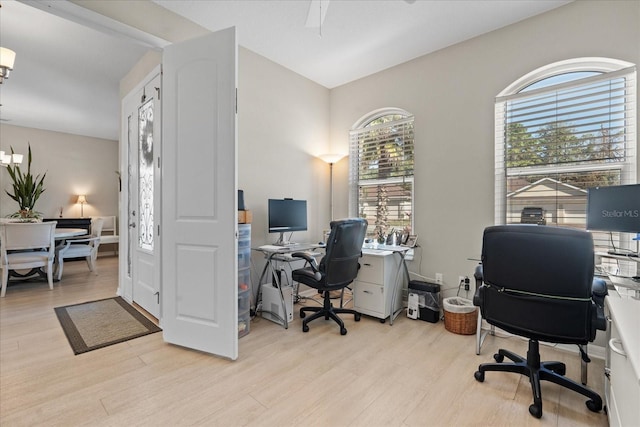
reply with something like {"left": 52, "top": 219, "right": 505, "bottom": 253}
{"left": 389, "top": 252, "right": 410, "bottom": 326}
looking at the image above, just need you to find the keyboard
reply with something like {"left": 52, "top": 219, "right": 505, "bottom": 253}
{"left": 278, "top": 251, "right": 321, "bottom": 260}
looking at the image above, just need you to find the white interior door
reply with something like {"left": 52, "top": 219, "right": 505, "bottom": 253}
{"left": 120, "top": 68, "right": 161, "bottom": 319}
{"left": 161, "top": 28, "right": 238, "bottom": 359}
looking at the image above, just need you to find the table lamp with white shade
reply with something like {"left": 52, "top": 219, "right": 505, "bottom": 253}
{"left": 77, "top": 195, "right": 87, "bottom": 217}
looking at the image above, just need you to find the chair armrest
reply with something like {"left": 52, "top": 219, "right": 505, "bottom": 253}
{"left": 56, "top": 237, "right": 100, "bottom": 255}
{"left": 473, "top": 264, "right": 483, "bottom": 306}
{"left": 291, "top": 251, "right": 319, "bottom": 270}
{"left": 65, "top": 236, "right": 99, "bottom": 245}
{"left": 291, "top": 252, "right": 321, "bottom": 280}
{"left": 591, "top": 277, "right": 608, "bottom": 331}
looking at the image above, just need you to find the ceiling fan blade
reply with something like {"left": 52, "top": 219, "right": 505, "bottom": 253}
{"left": 305, "top": 0, "right": 330, "bottom": 28}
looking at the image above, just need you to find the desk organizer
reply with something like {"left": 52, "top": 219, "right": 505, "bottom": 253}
{"left": 238, "top": 223, "right": 251, "bottom": 338}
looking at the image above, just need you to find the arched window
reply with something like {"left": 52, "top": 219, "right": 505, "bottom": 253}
{"left": 349, "top": 108, "right": 414, "bottom": 241}
{"left": 495, "top": 58, "right": 636, "bottom": 253}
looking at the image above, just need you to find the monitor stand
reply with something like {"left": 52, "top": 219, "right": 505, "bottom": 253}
{"left": 274, "top": 232, "right": 295, "bottom": 246}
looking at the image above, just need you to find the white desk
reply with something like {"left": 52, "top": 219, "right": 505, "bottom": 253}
{"left": 253, "top": 243, "right": 324, "bottom": 328}
{"left": 605, "top": 293, "right": 640, "bottom": 427}
{"left": 353, "top": 244, "right": 411, "bottom": 325}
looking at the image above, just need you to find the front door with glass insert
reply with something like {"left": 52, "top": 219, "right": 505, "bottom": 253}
{"left": 123, "top": 71, "right": 161, "bottom": 318}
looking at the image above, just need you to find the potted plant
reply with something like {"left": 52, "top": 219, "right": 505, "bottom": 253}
{"left": 5, "top": 145, "right": 46, "bottom": 220}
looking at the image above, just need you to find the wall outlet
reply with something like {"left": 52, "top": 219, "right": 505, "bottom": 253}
{"left": 435, "top": 273, "right": 443, "bottom": 284}
{"left": 459, "top": 276, "right": 466, "bottom": 285}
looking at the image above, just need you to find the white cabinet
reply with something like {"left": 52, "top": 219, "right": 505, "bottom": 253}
{"left": 605, "top": 296, "right": 640, "bottom": 427}
{"left": 352, "top": 251, "right": 403, "bottom": 321}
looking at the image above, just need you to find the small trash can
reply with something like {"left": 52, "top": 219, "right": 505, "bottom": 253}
{"left": 408, "top": 280, "right": 440, "bottom": 323}
{"left": 443, "top": 297, "right": 477, "bottom": 335}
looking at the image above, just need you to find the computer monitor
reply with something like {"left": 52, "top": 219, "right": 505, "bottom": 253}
{"left": 586, "top": 184, "right": 640, "bottom": 233}
{"left": 268, "top": 198, "right": 307, "bottom": 245}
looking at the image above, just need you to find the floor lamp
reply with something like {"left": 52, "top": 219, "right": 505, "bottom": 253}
{"left": 319, "top": 154, "right": 346, "bottom": 220}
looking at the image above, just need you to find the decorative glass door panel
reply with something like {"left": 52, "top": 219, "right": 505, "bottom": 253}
{"left": 138, "top": 99, "right": 154, "bottom": 251}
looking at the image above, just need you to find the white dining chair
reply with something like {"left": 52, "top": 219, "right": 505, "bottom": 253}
{"left": 91, "top": 216, "right": 118, "bottom": 255}
{"left": 0, "top": 221, "right": 57, "bottom": 298}
{"left": 55, "top": 218, "right": 104, "bottom": 281}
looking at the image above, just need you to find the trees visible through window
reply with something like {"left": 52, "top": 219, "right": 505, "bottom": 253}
{"left": 349, "top": 109, "right": 414, "bottom": 242}
{"left": 495, "top": 58, "right": 636, "bottom": 254}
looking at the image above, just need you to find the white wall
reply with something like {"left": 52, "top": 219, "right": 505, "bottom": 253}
{"left": 0, "top": 124, "right": 119, "bottom": 219}
{"left": 238, "top": 47, "right": 331, "bottom": 247}
{"left": 329, "top": 0, "right": 640, "bottom": 298}
{"left": 4, "top": 1, "right": 637, "bottom": 304}
{"left": 118, "top": 45, "right": 331, "bottom": 284}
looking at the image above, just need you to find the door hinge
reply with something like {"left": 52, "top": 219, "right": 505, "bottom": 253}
{"left": 235, "top": 88, "right": 238, "bottom": 114}
{"left": 157, "top": 225, "right": 160, "bottom": 236}
{"left": 155, "top": 86, "right": 160, "bottom": 100}
{"left": 154, "top": 291, "right": 160, "bottom": 304}
{"left": 157, "top": 156, "right": 160, "bottom": 168}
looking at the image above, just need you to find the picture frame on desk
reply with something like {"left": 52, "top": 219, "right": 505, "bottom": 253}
{"left": 403, "top": 234, "right": 418, "bottom": 248}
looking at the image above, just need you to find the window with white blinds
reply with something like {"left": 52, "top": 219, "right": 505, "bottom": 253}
{"left": 495, "top": 60, "right": 637, "bottom": 255}
{"left": 349, "top": 111, "right": 415, "bottom": 241}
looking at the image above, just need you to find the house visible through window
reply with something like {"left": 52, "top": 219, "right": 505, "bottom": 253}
{"left": 495, "top": 58, "right": 637, "bottom": 255}
{"left": 349, "top": 109, "right": 414, "bottom": 242}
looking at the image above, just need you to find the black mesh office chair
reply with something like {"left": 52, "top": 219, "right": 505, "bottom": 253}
{"left": 291, "top": 218, "right": 368, "bottom": 335}
{"left": 473, "top": 225, "right": 607, "bottom": 419}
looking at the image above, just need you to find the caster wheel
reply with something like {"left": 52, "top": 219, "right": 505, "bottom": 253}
{"left": 340, "top": 328, "right": 347, "bottom": 335}
{"left": 494, "top": 353, "right": 504, "bottom": 363}
{"left": 586, "top": 399, "right": 602, "bottom": 413}
{"left": 355, "top": 313, "right": 361, "bottom": 321}
{"left": 300, "top": 310, "right": 306, "bottom": 319}
{"left": 528, "top": 404, "right": 542, "bottom": 419}
{"left": 474, "top": 371, "right": 484, "bottom": 382}
{"left": 302, "top": 324, "right": 309, "bottom": 333}
{"left": 380, "top": 319, "right": 386, "bottom": 323}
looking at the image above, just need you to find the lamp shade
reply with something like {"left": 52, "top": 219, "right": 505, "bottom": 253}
{"left": 0, "top": 47, "right": 16, "bottom": 70}
{"left": 77, "top": 195, "right": 87, "bottom": 204}
{"left": 318, "top": 153, "right": 346, "bottom": 164}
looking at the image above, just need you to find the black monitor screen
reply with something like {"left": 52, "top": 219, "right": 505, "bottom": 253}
{"left": 268, "top": 199, "right": 308, "bottom": 233}
{"left": 586, "top": 184, "right": 640, "bottom": 233}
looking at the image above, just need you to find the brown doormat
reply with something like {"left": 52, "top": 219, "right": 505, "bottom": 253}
{"left": 54, "top": 296, "right": 161, "bottom": 355}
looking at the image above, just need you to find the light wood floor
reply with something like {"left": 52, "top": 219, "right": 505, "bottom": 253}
{"left": 1, "top": 257, "right": 608, "bottom": 426}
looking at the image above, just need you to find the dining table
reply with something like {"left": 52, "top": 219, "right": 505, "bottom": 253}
{"left": 54, "top": 228, "right": 89, "bottom": 240}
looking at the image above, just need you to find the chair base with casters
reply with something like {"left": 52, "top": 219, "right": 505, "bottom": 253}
{"left": 474, "top": 339, "right": 602, "bottom": 419}
{"left": 300, "top": 290, "right": 361, "bottom": 335}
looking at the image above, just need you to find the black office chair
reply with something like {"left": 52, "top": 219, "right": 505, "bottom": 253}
{"left": 473, "top": 225, "right": 607, "bottom": 419}
{"left": 291, "top": 218, "right": 368, "bottom": 335}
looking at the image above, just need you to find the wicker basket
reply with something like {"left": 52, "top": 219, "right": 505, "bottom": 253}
{"left": 443, "top": 297, "right": 477, "bottom": 335}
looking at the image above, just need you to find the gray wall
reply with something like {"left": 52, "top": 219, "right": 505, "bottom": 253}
{"left": 2, "top": 1, "right": 637, "bottom": 304}
{"left": 0, "top": 124, "right": 119, "bottom": 219}
{"left": 328, "top": 0, "right": 640, "bottom": 296}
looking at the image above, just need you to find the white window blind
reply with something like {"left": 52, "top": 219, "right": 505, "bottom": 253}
{"left": 349, "top": 114, "right": 415, "bottom": 240}
{"left": 495, "top": 64, "right": 636, "bottom": 255}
